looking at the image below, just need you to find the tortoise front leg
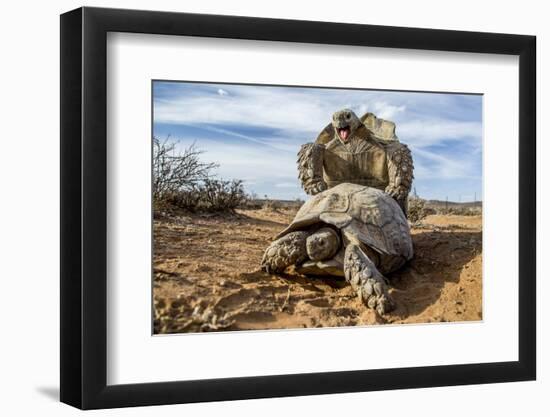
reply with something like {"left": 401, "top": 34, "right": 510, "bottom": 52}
{"left": 344, "top": 244, "right": 395, "bottom": 315}
{"left": 261, "top": 231, "right": 309, "bottom": 274}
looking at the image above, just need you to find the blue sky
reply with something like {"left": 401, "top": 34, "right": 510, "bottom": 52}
{"left": 153, "top": 81, "right": 482, "bottom": 202}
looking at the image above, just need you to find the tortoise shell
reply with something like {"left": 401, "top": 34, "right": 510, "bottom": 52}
{"left": 277, "top": 183, "right": 413, "bottom": 272}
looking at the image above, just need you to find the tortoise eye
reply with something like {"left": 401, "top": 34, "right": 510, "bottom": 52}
{"left": 346, "top": 113, "right": 351, "bottom": 119}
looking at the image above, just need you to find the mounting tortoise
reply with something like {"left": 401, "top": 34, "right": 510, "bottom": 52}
{"left": 261, "top": 183, "right": 413, "bottom": 315}
{"left": 297, "top": 109, "right": 414, "bottom": 216}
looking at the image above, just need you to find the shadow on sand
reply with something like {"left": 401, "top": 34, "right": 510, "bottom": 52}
{"left": 389, "top": 230, "right": 482, "bottom": 319}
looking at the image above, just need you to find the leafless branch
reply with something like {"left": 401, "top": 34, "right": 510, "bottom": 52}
{"left": 153, "top": 137, "right": 218, "bottom": 200}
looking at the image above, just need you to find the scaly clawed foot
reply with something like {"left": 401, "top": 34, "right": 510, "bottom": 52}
{"left": 261, "top": 231, "right": 308, "bottom": 274}
{"left": 344, "top": 244, "right": 395, "bottom": 315}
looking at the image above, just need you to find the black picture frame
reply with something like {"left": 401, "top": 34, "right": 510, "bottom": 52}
{"left": 60, "top": 6, "right": 536, "bottom": 410}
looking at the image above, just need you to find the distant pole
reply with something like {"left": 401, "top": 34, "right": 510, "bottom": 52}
{"left": 445, "top": 196, "right": 448, "bottom": 211}
{"left": 474, "top": 192, "right": 476, "bottom": 202}
{"left": 459, "top": 194, "right": 461, "bottom": 203}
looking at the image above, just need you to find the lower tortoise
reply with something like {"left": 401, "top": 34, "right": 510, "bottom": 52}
{"left": 261, "top": 183, "right": 413, "bottom": 314}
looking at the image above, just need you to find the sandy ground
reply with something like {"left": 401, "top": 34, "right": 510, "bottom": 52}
{"left": 153, "top": 209, "right": 482, "bottom": 333}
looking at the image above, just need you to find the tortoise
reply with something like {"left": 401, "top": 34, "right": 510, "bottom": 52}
{"left": 297, "top": 109, "right": 414, "bottom": 216}
{"left": 261, "top": 182, "right": 413, "bottom": 314}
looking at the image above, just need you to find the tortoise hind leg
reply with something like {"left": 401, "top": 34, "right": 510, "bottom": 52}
{"left": 344, "top": 244, "right": 395, "bottom": 315}
{"left": 261, "top": 231, "right": 309, "bottom": 274}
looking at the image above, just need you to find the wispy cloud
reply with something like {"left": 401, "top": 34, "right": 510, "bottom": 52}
{"left": 370, "top": 102, "right": 407, "bottom": 120}
{"left": 412, "top": 148, "right": 479, "bottom": 180}
{"left": 399, "top": 119, "right": 482, "bottom": 146}
{"left": 153, "top": 81, "right": 482, "bottom": 201}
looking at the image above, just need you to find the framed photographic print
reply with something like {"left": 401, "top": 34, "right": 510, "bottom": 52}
{"left": 60, "top": 6, "right": 536, "bottom": 410}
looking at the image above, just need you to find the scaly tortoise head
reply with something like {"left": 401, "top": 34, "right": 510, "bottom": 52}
{"left": 331, "top": 109, "right": 362, "bottom": 142}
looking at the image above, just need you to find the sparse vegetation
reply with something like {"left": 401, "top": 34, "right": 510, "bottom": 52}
{"left": 153, "top": 137, "right": 248, "bottom": 213}
{"left": 408, "top": 196, "right": 482, "bottom": 223}
{"left": 262, "top": 197, "right": 281, "bottom": 211}
{"left": 437, "top": 206, "right": 482, "bottom": 216}
{"left": 153, "top": 137, "right": 218, "bottom": 200}
{"left": 408, "top": 197, "right": 428, "bottom": 223}
{"left": 157, "top": 179, "right": 248, "bottom": 213}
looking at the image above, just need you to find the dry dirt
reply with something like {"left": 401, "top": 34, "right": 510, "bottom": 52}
{"left": 153, "top": 209, "right": 482, "bottom": 334}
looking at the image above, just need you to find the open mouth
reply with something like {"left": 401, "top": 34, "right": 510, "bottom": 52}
{"left": 337, "top": 126, "right": 351, "bottom": 141}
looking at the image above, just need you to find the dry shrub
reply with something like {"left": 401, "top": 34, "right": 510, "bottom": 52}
{"left": 157, "top": 179, "right": 248, "bottom": 213}
{"left": 153, "top": 137, "right": 217, "bottom": 200}
{"left": 262, "top": 199, "right": 281, "bottom": 211}
{"left": 197, "top": 178, "right": 248, "bottom": 211}
{"left": 153, "top": 137, "right": 248, "bottom": 213}
{"left": 423, "top": 207, "right": 437, "bottom": 216}
{"left": 240, "top": 199, "right": 264, "bottom": 210}
{"left": 408, "top": 197, "right": 428, "bottom": 223}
